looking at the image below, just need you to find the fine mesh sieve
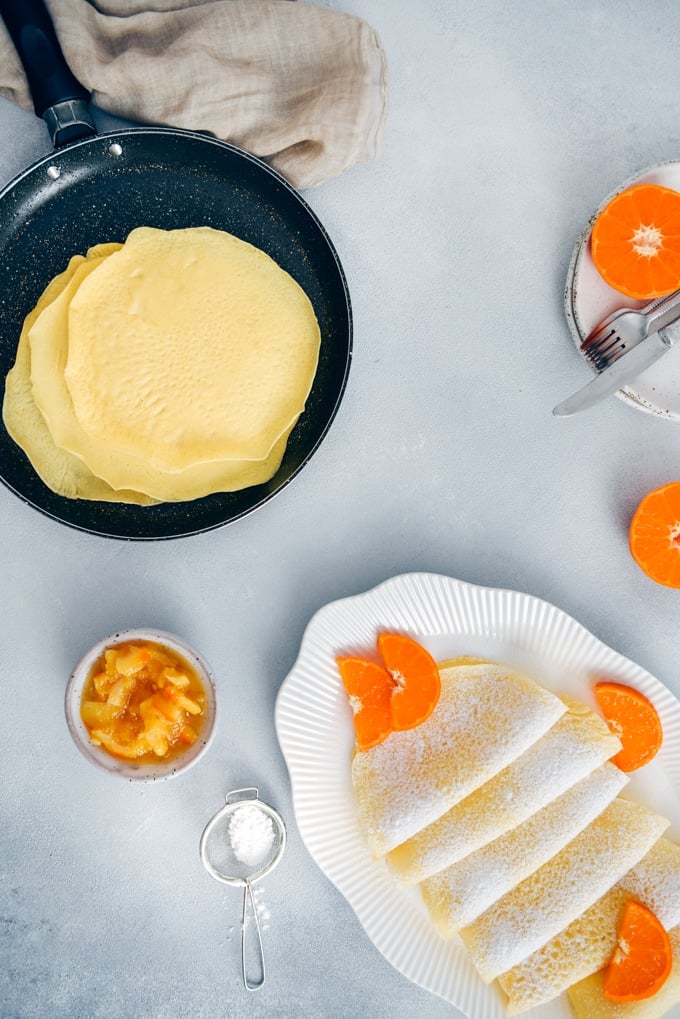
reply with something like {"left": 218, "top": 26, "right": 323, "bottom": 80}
{"left": 200, "top": 787, "right": 287, "bottom": 990}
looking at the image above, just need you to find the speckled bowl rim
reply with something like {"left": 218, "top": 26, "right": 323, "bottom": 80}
{"left": 65, "top": 627, "right": 218, "bottom": 781}
{"left": 564, "top": 158, "right": 680, "bottom": 420}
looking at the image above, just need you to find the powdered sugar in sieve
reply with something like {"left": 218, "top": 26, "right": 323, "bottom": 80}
{"left": 199, "top": 787, "right": 286, "bottom": 990}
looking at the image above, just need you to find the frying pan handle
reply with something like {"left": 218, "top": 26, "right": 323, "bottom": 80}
{"left": 0, "top": 0, "right": 96, "bottom": 146}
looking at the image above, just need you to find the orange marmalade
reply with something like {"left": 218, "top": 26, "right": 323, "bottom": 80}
{"left": 80, "top": 639, "right": 207, "bottom": 762}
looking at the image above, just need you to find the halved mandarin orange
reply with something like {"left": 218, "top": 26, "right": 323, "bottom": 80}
{"left": 603, "top": 900, "right": 672, "bottom": 1002}
{"left": 591, "top": 183, "right": 680, "bottom": 299}
{"left": 336, "top": 656, "right": 394, "bottom": 751}
{"left": 629, "top": 481, "right": 680, "bottom": 588}
{"left": 377, "top": 632, "right": 441, "bottom": 730}
{"left": 337, "top": 633, "right": 443, "bottom": 750}
{"left": 593, "top": 680, "right": 663, "bottom": 771}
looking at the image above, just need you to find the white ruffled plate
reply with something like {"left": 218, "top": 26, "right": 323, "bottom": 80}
{"left": 275, "top": 572, "right": 680, "bottom": 1018}
{"left": 564, "top": 159, "right": 680, "bottom": 420}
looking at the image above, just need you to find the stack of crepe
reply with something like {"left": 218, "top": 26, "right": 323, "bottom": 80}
{"left": 2, "top": 227, "right": 320, "bottom": 503}
{"left": 350, "top": 659, "right": 680, "bottom": 1018}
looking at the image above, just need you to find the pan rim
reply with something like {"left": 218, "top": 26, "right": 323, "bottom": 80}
{"left": 0, "top": 124, "right": 347, "bottom": 258}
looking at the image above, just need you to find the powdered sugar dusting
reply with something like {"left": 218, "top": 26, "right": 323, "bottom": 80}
{"left": 462, "top": 798, "right": 669, "bottom": 982}
{"left": 621, "top": 837, "right": 680, "bottom": 927}
{"left": 498, "top": 837, "right": 680, "bottom": 1014}
{"left": 422, "top": 762, "right": 627, "bottom": 934}
{"left": 351, "top": 664, "right": 566, "bottom": 857}
{"left": 387, "top": 698, "right": 622, "bottom": 884}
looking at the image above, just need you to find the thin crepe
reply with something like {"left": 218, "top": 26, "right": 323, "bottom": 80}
{"left": 2, "top": 247, "right": 156, "bottom": 504}
{"left": 386, "top": 696, "right": 622, "bottom": 885}
{"left": 351, "top": 662, "right": 566, "bottom": 858}
{"left": 62, "top": 226, "right": 320, "bottom": 471}
{"left": 461, "top": 797, "right": 669, "bottom": 983}
{"left": 28, "top": 250, "right": 292, "bottom": 501}
{"left": 498, "top": 837, "right": 680, "bottom": 1014}
{"left": 421, "top": 762, "right": 628, "bottom": 935}
{"left": 567, "top": 925, "right": 680, "bottom": 1019}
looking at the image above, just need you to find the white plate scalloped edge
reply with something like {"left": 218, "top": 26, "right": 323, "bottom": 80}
{"left": 275, "top": 572, "right": 680, "bottom": 1019}
{"left": 564, "top": 158, "right": 680, "bottom": 420}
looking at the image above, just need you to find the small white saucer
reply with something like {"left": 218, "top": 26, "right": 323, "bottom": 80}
{"left": 564, "top": 159, "right": 680, "bottom": 420}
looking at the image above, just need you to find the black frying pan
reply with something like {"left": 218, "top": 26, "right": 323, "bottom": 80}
{"left": 0, "top": 0, "right": 352, "bottom": 540}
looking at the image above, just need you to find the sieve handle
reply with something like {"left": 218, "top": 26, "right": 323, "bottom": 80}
{"left": 242, "top": 881, "right": 265, "bottom": 991}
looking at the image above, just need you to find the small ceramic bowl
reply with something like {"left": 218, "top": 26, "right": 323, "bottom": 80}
{"left": 65, "top": 627, "right": 218, "bottom": 781}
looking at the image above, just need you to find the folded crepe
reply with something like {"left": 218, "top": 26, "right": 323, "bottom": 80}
{"left": 460, "top": 797, "right": 669, "bottom": 983}
{"left": 351, "top": 662, "right": 566, "bottom": 857}
{"left": 567, "top": 925, "right": 680, "bottom": 1019}
{"left": 386, "top": 696, "right": 622, "bottom": 885}
{"left": 498, "top": 837, "right": 680, "bottom": 1014}
{"left": 421, "top": 762, "right": 628, "bottom": 935}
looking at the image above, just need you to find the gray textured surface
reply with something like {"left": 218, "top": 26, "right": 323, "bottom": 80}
{"left": 2, "top": 2, "right": 680, "bottom": 1017}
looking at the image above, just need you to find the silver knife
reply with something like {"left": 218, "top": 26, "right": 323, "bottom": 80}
{"left": 553, "top": 329, "right": 677, "bottom": 417}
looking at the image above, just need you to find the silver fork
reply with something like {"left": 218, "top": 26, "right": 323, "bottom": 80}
{"left": 581, "top": 287, "right": 680, "bottom": 370}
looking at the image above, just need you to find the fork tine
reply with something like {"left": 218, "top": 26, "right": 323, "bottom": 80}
{"left": 584, "top": 330, "right": 619, "bottom": 359}
{"left": 580, "top": 309, "right": 627, "bottom": 351}
{"left": 582, "top": 289, "right": 680, "bottom": 352}
{"left": 581, "top": 325, "right": 616, "bottom": 355}
{"left": 590, "top": 332, "right": 632, "bottom": 366}
{"left": 583, "top": 323, "right": 637, "bottom": 369}
{"left": 578, "top": 286, "right": 680, "bottom": 369}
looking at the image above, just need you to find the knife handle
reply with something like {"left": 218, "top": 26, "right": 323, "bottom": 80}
{"left": 647, "top": 293, "right": 680, "bottom": 334}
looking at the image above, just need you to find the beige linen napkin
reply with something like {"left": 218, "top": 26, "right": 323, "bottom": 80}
{"left": 0, "top": 0, "right": 387, "bottom": 188}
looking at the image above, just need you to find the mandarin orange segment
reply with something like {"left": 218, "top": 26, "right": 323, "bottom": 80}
{"left": 603, "top": 900, "right": 673, "bottom": 1002}
{"left": 376, "top": 632, "right": 441, "bottom": 730}
{"left": 629, "top": 481, "right": 680, "bottom": 588}
{"left": 336, "top": 656, "right": 394, "bottom": 751}
{"left": 593, "top": 680, "right": 663, "bottom": 771}
{"left": 591, "top": 183, "right": 680, "bottom": 299}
